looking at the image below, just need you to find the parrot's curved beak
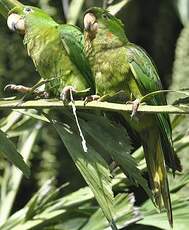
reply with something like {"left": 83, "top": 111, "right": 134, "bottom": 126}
{"left": 7, "top": 13, "right": 25, "bottom": 33}
{"left": 84, "top": 13, "right": 98, "bottom": 33}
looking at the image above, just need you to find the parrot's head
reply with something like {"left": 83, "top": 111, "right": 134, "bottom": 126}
{"left": 7, "top": 5, "right": 54, "bottom": 34}
{"left": 84, "top": 7, "right": 127, "bottom": 45}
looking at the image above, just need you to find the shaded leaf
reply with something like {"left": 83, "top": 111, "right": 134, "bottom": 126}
{"left": 51, "top": 113, "right": 117, "bottom": 229}
{"left": 0, "top": 129, "right": 30, "bottom": 178}
{"left": 78, "top": 112, "right": 152, "bottom": 199}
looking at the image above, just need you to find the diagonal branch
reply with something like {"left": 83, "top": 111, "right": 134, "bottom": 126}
{"left": 0, "top": 99, "right": 189, "bottom": 114}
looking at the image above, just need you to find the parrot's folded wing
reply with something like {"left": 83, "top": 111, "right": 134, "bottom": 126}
{"left": 60, "top": 25, "right": 95, "bottom": 93}
{"left": 127, "top": 43, "right": 181, "bottom": 173}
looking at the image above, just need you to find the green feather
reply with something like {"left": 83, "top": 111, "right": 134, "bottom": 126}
{"left": 60, "top": 24, "right": 95, "bottom": 92}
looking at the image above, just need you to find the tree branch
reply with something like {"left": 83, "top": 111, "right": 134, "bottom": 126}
{"left": 0, "top": 99, "right": 189, "bottom": 114}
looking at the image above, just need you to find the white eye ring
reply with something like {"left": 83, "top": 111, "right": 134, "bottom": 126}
{"left": 23, "top": 7, "right": 33, "bottom": 14}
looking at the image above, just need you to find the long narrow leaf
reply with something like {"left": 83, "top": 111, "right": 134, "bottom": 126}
{"left": 0, "top": 129, "right": 30, "bottom": 178}
{"left": 67, "top": 0, "right": 84, "bottom": 24}
{"left": 51, "top": 113, "right": 117, "bottom": 229}
{"left": 78, "top": 112, "right": 152, "bottom": 199}
{"left": 82, "top": 193, "right": 142, "bottom": 230}
{"left": 139, "top": 194, "right": 189, "bottom": 230}
{"left": 0, "top": 0, "right": 22, "bottom": 18}
{"left": 107, "top": 0, "right": 130, "bottom": 15}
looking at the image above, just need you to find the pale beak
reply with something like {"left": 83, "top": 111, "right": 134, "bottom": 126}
{"left": 84, "top": 12, "right": 98, "bottom": 33}
{"left": 7, "top": 13, "right": 25, "bottom": 33}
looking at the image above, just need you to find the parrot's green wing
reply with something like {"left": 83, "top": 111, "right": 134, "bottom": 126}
{"left": 59, "top": 25, "right": 95, "bottom": 93}
{"left": 126, "top": 43, "right": 181, "bottom": 172}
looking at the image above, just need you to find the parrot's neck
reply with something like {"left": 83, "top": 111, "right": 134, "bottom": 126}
{"left": 95, "top": 28, "right": 127, "bottom": 52}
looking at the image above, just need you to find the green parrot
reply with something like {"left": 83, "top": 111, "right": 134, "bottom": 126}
{"left": 5, "top": 2, "right": 95, "bottom": 100}
{"left": 83, "top": 7, "right": 182, "bottom": 227}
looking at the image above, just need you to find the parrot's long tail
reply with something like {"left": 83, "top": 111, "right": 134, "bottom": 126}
{"left": 142, "top": 131, "right": 173, "bottom": 228}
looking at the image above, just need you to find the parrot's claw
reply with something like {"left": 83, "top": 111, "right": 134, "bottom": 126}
{"left": 84, "top": 95, "right": 100, "bottom": 105}
{"left": 36, "top": 90, "right": 49, "bottom": 98}
{"left": 126, "top": 99, "right": 141, "bottom": 118}
{"left": 60, "top": 85, "right": 77, "bottom": 103}
{"left": 4, "top": 83, "right": 49, "bottom": 98}
{"left": 4, "top": 84, "right": 32, "bottom": 94}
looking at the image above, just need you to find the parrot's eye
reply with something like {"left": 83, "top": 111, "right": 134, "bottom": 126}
{"left": 24, "top": 7, "right": 33, "bottom": 14}
{"left": 102, "top": 13, "right": 111, "bottom": 20}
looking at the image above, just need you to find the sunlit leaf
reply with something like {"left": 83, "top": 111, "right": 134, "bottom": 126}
{"left": 175, "top": 0, "right": 189, "bottom": 25}
{"left": 139, "top": 193, "right": 189, "bottom": 230}
{"left": 67, "top": 0, "right": 85, "bottom": 24}
{"left": 82, "top": 193, "right": 142, "bottom": 230}
{"left": 0, "top": 0, "right": 22, "bottom": 18}
{"left": 0, "top": 182, "right": 94, "bottom": 230}
{"left": 107, "top": 0, "right": 130, "bottom": 15}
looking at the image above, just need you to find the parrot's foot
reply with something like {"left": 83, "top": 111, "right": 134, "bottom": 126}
{"left": 126, "top": 99, "right": 141, "bottom": 118}
{"left": 4, "top": 84, "right": 32, "bottom": 94}
{"left": 60, "top": 86, "right": 77, "bottom": 103}
{"left": 37, "top": 90, "right": 49, "bottom": 98}
{"left": 84, "top": 95, "right": 100, "bottom": 105}
{"left": 4, "top": 84, "right": 49, "bottom": 98}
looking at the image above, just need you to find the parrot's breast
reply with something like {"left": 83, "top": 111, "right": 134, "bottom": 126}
{"left": 93, "top": 46, "right": 130, "bottom": 97}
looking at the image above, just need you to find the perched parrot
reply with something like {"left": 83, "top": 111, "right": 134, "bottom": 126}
{"left": 83, "top": 7, "right": 182, "bottom": 227}
{"left": 5, "top": 3, "right": 95, "bottom": 100}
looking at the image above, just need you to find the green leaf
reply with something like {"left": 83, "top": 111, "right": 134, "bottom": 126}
{"left": 139, "top": 193, "right": 189, "bottom": 230}
{"left": 138, "top": 171, "right": 189, "bottom": 230}
{"left": 51, "top": 113, "right": 117, "bottom": 230}
{"left": 169, "top": 173, "right": 189, "bottom": 194}
{"left": 175, "top": 0, "right": 189, "bottom": 25}
{"left": 0, "top": 123, "right": 40, "bottom": 223}
{"left": 67, "top": 0, "right": 85, "bottom": 25}
{"left": 77, "top": 112, "right": 152, "bottom": 199}
{"left": 82, "top": 193, "right": 142, "bottom": 230}
{"left": 107, "top": 0, "right": 130, "bottom": 15}
{"left": 12, "top": 109, "right": 49, "bottom": 123}
{"left": 0, "top": 129, "right": 30, "bottom": 178}
{"left": 0, "top": 110, "right": 23, "bottom": 132}
{"left": 0, "top": 0, "right": 22, "bottom": 18}
{"left": 1, "top": 178, "right": 141, "bottom": 230}
{"left": 0, "top": 182, "right": 94, "bottom": 230}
